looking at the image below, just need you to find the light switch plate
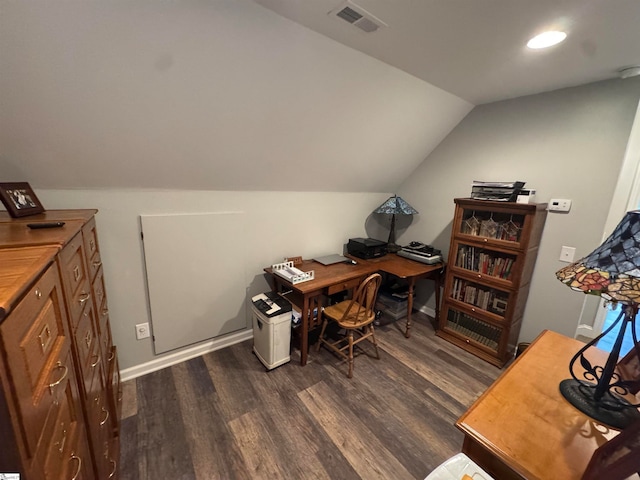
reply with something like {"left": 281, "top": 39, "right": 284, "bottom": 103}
{"left": 560, "top": 246, "right": 576, "bottom": 263}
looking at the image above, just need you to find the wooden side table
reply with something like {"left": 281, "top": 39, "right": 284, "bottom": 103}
{"left": 456, "top": 330, "right": 622, "bottom": 480}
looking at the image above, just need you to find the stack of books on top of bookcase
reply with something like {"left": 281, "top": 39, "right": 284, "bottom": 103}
{"left": 470, "top": 181, "right": 525, "bottom": 202}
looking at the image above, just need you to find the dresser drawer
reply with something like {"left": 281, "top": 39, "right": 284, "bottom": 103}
{"left": 43, "top": 386, "right": 74, "bottom": 479}
{"left": 82, "top": 218, "right": 100, "bottom": 267}
{"left": 92, "top": 266, "right": 107, "bottom": 316}
{"left": 108, "top": 433, "right": 120, "bottom": 480}
{"left": 58, "top": 234, "right": 92, "bottom": 330}
{"left": 83, "top": 217, "right": 103, "bottom": 284}
{"left": 86, "top": 367, "right": 113, "bottom": 480}
{"left": 74, "top": 302, "right": 102, "bottom": 393}
{"left": 47, "top": 420, "right": 93, "bottom": 480}
{"left": 100, "top": 313, "right": 113, "bottom": 365}
{"left": 108, "top": 346, "right": 122, "bottom": 434}
{"left": 87, "top": 249, "right": 103, "bottom": 284}
{"left": 0, "top": 263, "right": 72, "bottom": 457}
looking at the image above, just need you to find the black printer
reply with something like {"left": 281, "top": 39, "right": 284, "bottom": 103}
{"left": 347, "top": 238, "right": 388, "bottom": 259}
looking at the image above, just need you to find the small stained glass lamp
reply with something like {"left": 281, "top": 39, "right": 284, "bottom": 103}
{"left": 556, "top": 210, "right": 640, "bottom": 429}
{"left": 373, "top": 195, "right": 418, "bottom": 253}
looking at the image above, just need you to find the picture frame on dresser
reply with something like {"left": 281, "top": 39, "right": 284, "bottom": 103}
{"left": 0, "top": 182, "right": 45, "bottom": 217}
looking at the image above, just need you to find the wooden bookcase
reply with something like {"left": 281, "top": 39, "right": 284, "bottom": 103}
{"left": 437, "top": 198, "right": 547, "bottom": 367}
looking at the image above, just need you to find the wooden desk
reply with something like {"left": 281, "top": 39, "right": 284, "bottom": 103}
{"left": 365, "top": 254, "right": 444, "bottom": 339}
{"left": 264, "top": 254, "right": 444, "bottom": 365}
{"left": 456, "top": 330, "right": 622, "bottom": 480}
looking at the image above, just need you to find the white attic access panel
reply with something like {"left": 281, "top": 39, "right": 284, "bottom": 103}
{"left": 140, "top": 212, "right": 248, "bottom": 354}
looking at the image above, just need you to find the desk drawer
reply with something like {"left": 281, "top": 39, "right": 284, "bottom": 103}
{"left": 327, "top": 277, "right": 361, "bottom": 296}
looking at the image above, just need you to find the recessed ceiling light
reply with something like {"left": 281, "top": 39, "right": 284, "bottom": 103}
{"left": 527, "top": 31, "right": 567, "bottom": 49}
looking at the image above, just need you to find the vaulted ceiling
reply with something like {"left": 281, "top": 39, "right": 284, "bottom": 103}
{"left": 2, "top": 0, "right": 639, "bottom": 192}
{"left": 254, "top": 0, "right": 640, "bottom": 105}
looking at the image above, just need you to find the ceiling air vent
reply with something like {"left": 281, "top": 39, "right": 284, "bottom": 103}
{"left": 330, "top": 1, "right": 387, "bottom": 33}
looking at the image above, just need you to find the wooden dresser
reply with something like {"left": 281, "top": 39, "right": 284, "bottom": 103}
{"left": 0, "top": 210, "right": 121, "bottom": 479}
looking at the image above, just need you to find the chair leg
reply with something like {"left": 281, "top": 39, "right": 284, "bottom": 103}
{"left": 369, "top": 325, "right": 380, "bottom": 360}
{"left": 347, "top": 330, "right": 354, "bottom": 378}
{"left": 316, "top": 319, "right": 329, "bottom": 352}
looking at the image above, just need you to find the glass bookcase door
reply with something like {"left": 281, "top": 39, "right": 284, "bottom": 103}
{"left": 444, "top": 307, "right": 502, "bottom": 354}
{"left": 459, "top": 208, "right": 525, "bottom": 244}
{"left": 449, "top": 275, "right": 510, "bottom": 320}
{"left": 453, "top": 241, "right": 518, "bottom": 284}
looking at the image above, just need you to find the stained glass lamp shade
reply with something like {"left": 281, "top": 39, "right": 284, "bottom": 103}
{"left": 373, "top": 195, "right": 418, "bottom": 252}
{"left": 556, "top": 210, "right": 640, "bottom": 429}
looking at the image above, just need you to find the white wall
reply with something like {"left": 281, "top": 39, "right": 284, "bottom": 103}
{"left": 38, "top": 189, "right": 391, "bottom": 372}
{"left": 0, "top": 0, "right": 472, "bottom": 377}
{"left": 0, "top": 0, "right": 471, "bottom": 194}
{"left": 399, "top": 77, "right": 640, "bottom": 344}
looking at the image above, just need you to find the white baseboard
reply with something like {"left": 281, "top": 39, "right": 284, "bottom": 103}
{"left": 121, "top": 305, "right": 436, "bottom": 382}
{"left": 120, "top": 329, "right": 253, "bottom": 382}
{"left": 417, "top": 305, "right": 436, "bottom": 318}
{"left": 575, "top": 324, "right": 597, "bottom": 340}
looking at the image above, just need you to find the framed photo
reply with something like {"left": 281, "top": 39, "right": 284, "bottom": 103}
{"left": 0, "top": 182, "right": 45, "bottom": 218}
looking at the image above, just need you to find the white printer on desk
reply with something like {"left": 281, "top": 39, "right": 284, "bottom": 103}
{"left": 251, "top": 292, "right": 292, "bottom": 370}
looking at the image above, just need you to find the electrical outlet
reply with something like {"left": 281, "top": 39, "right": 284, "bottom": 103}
{"left": 135, "top": 322, "right": 150, "bottom": 340}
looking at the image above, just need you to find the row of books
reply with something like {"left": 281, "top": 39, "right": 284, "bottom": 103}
{"left": 460, "top": 217, "right": 522, "bottom": 242}
{"left": 455, "top": 246, "right": 515, "bottom": 280}
{"left": 470, "top": 181, "right": 525, "bottom": 202}
{"left": 447, "top": 313, "right": 500, "bottom": 351}
{"left": 451, "top": 278, "right": 508, "bottom": 315}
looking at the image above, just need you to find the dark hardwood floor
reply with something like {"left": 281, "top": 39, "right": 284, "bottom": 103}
{"left": 119, "top": 313, "right": 501, "bottom": 480}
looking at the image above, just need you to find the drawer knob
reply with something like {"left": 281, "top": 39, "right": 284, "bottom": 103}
{"left": 70, "top": 454, "right": 82, "bottom": 480}
{"left": 93, "top": 260, "right": 102, "bottom": 269}
{"left": 35, "top": 288, "right": 42, "bottom": 299}
{"left": 109, "top": 459, "right": 117, "bottom": 478}
{"left": 49, "top": 361, "right": 68, "bottom": 394}
{"left": 79, "top": 292, "right": 91, "bottom": 305}
{"left": 100, "top": 407, "right": 110, "bottom": 426}
{"left": 91, "top": 354, "right": 101, "bottom": 368}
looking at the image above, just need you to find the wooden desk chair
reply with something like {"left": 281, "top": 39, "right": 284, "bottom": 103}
{"left": 315, "top": 273, "right": 382, "bottom": 378}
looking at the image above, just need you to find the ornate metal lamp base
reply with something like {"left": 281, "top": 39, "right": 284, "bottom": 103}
{"left": 560, "top": 379, "right": 640, "bottom": 430}
{"left": 386, "top": 243, "right": 401, "bottom": 253}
